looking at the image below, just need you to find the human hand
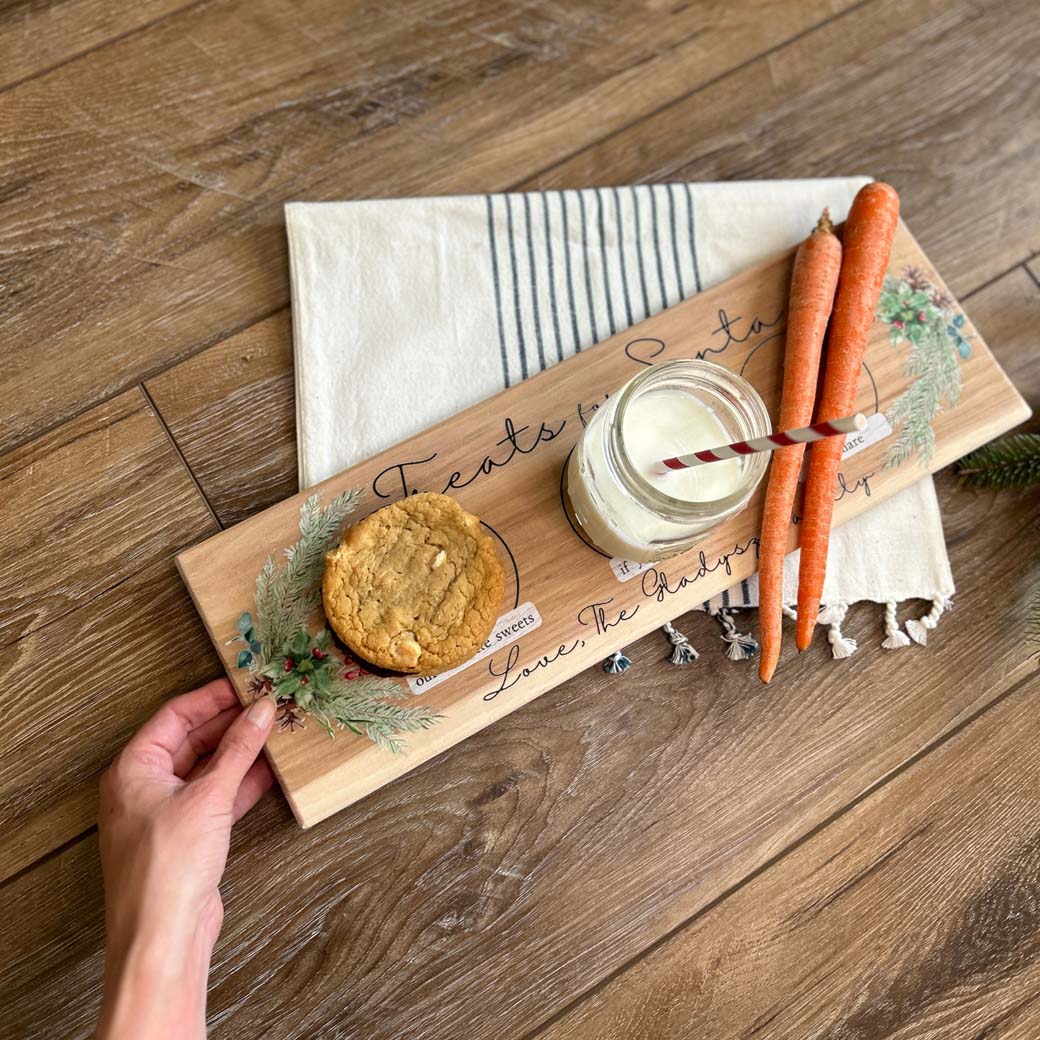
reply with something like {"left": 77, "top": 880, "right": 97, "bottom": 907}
{"left": 96, "top": 678, "right": 276, "bottom": 1040}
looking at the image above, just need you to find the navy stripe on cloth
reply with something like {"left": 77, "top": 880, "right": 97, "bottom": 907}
{"left": 522, "top": 192, "right": 547, "bottom": 371}
{"left": 559, "top": 191, "right": 582, "bottom": 355}
{"left": 612, "top": 186, "right": 635, "bottom": 329}
{"left": 649, "top": 186, "right": 669, "bottom": 310}
{"left": 596, "top": 189, "right": 617, "bottom": 337}
{"left": 683, "top": 182, "right": 703, "bottom": 293}
{"left": 504, "top": 194, "right": 529, "bottom": 381}
{"left": 485, "top": 195, "right": 510, "bottom": 388}
{"left": 540, "top": 192, "right": 563, "bottom": 363}
{"left": 630, "top": 186, "right": 651, "bottom": 321}
{"left": 577, "top": 190, "right": 598, "bottom": 347}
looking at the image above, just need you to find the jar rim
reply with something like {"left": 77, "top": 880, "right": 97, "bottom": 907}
{"left": 608, "top": 358, "right": 771, "bottom": 521}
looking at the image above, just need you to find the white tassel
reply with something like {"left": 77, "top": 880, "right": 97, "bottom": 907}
{"left": 880, "top": 600, "right": 911, "bottom": 649}
{"left": 782, "top": 604, "right": 798, "bottom": 621}
{"left": 714, "top": 608, "right": 759, "bottom": 662}
{"left": 661, "top": 621, "right": 699, "bottom": 666}
{"left": 905, "top": 596, "right": 952, "bottom": 646}
{"left": 824, "top": 601, "right": 857, "bottom": 659}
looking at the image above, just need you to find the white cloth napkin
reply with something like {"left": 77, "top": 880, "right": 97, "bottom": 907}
{"left": 286, "top": 180, "right": 954, "bottom": 660}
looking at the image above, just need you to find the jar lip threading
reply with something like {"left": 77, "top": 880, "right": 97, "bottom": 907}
{"left": 608, "top": 359, "right": 771, "bottom": 522}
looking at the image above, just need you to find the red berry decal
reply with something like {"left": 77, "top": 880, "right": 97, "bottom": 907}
{"left": 312, "top": 647, "right": 327, "bottom": 660}
{"left": 283, "top": 657, "right": 294, "bottom": 672}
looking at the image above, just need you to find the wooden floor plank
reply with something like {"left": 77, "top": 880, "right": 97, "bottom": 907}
{"left": 0, "top": 558, "right": 221, "bottom": 883}
{"left": 0, "top": 388, "right": 214, "bottom": 647}
{"left": 0, "top": 0, "right": 197, "bottom": 91}
{"left": 145, "top": 309, "right": 296, "bottom": 526}
{"left": 0, "top": 0, "right": 858, "bottom": 453}
{"left": 527, "top": 0, "right": 1040, "bottom": 302}
{"left": 0, "top": 389, "right": 219, "bottom": 880}
{"left": 3, "top": 434, "right": 1037, "bottom": 1033}
{"left": 533, "top": 670, "right": 1040, "bottom": 1040}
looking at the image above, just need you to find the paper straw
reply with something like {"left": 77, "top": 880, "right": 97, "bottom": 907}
{"left": 659, "top": 413, "right": 868, "bottom": 470}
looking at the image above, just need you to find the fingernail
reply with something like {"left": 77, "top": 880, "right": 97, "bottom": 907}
{"left": 246, "top": 696, "right": 276, "bottom": 729}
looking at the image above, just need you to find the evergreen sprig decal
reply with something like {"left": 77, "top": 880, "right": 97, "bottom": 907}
{"left": 879, "top": 268, "right": 969, "bottom": 468}
{"left": 229, "top": 490, "right": 441, "bottom": 750}
{"left": 955, "top": 434, "right": 1040, "bottom": 490}
{"left": 251, "top": 490, "right": 360, "bottom": 668}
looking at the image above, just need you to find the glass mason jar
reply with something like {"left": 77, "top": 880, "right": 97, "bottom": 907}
{"left": 564, "top": 359, "right": 771, "bottom": 562}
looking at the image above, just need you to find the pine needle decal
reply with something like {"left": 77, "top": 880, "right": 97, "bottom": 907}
{"left": 955, "top": 434, "right": 1040, "bottom": 490}
{"left": 878, "top": 269, "right": 970, "bottom": 467}
{"left": 228, "top": 490, "right": 441, "bottom": 752}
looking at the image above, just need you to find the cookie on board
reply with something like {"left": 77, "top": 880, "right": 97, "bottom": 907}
{"left": 322, "top": 492, "right": 505, "bottom": 676}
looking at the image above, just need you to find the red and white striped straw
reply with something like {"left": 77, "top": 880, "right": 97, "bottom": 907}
{"left": 658, "top": 413, "right": 867, "bottom": 471}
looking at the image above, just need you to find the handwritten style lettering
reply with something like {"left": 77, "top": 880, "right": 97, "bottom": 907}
{"left": 697, "top": 308, "right": 784, "bottom": 359}
{"left": 640, "top": 536, "right": 760, "bottom": 603}
{"left": 624, "top": 337, "right": 667, "bottom": 367}
{"left": 372, "top": 417, "right": 566, "bottom": 498}
{"left": 577, "top": 597, "right": 639, "bottom": 635}
{"left": 484, "top": 638, "right": 584, "bottom": 700}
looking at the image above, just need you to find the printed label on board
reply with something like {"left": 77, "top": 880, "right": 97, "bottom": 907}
{"left": 407, "top": 602, "right": 543, "bottom": 693}
{"left": 841, "top": 411, "right": 892, "bottom": 460}
{"left": 609, "top": 557, "right": 657, "bottom": 583}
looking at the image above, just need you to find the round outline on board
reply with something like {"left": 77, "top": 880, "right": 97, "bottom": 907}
{"left": 558, "top": 448, "right": 611, "bottom": 560}
{"left": 480, "top": 519, "right": 521, "bottom": 610}
{"left": 739, "top": 333, "right": 880, "bottom": 416}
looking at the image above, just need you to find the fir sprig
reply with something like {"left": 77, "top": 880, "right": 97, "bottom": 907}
{"left": 955, "top": 434, "right": 1040, "bottom": 490}
{"left": 308, "top": 677, "right": 440, "bottom": 750}
{"left": 879, "top": 272, "right": 968, "bottom": 468}
{"left": 253, "top": 490, "right": 360, "bottom": 668}
{"left": 235, "top": 489, "right": 442, "bottom": 753}
{"left": 883, "top": 308, "right": 963, "bottom": 466}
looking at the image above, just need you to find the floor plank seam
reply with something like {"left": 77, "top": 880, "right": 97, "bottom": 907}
{"left": 139, "top": 383, "right": 224, "bottom": 531}
{"left": 0, "top": 303, "right": 289, "bottom": 463}
{"left": 519, "top": 665, "right": 1040, "bottom": 1040}
{"left": 963, "top": 254, "right": 1040, "bottom": 301}
{"left": 0, "top": 0, "right": 214, "bottom": 98}
{"left": 0, "top": 825, "right": 98, "bottom": 893}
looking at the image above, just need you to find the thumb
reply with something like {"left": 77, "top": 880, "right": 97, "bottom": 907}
{"left": 204, "top": 696, "right": 276, "bottom": 802}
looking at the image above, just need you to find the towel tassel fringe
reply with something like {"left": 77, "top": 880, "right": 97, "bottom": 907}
{"left": 905, "top": 596, "right": 953, "bottom": 646}
{"left": 602, "top": 649, "right": 632, "bottom": 675}
{"left": 662, "top": 621, "right": 699, "bottom": 666}
{"left": 823, "top": 601, "right": 857, "bottom": 659}
{"left": 881, "top": 600, "right": 911, "bottom": 649}
{"left": 714, "top": 608, "right": 759, "bottom": 662}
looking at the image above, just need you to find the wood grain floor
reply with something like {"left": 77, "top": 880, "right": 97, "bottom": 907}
{"left": 1, "top": 1, "right": 1038, "bottom": 1037}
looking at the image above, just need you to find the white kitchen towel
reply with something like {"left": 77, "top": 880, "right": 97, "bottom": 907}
{"left": 286, "top": 180, "right": 954, "bottom": 662}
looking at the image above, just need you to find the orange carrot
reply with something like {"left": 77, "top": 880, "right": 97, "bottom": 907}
{"left": 795, "top": 182, "right": 900, "bottom": 650}
{"left": 758, "top": 211, "right": 842, "bottom": 684}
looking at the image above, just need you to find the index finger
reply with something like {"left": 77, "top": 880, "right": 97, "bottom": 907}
{"left": 126, "top": 678, "right": 241, "bottom": 761}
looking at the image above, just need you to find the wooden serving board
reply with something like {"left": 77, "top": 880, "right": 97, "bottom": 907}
{"left": 177, "top": 220, "right": 1029, "bottom": 829}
